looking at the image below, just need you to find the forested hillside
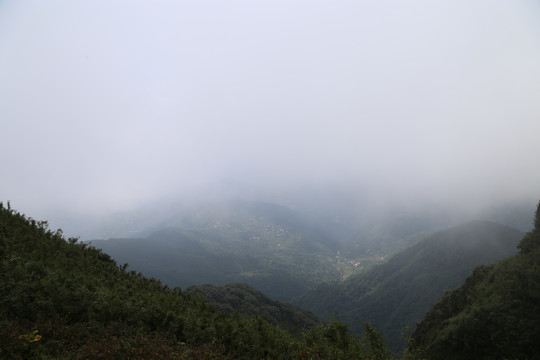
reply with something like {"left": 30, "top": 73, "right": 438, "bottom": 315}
{"left": 0, "top": 202, "right": 393, "bottom": 359}
{"left": 298, "top": 221, "right": 523, "bottom": 351}
{"left": 86, "top": 199, "right": 536, "bottom": 307}
{"left": 185, "top": 283, "right": 320, "bottom": 332}
{"left": 89, "top": 201, "right": 344, "bottom": 302}
{"left": 411, "top": 201, "right": 540, "bottom": 359}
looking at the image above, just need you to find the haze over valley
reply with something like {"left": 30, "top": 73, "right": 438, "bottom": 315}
{"left": 2, "top": 1, "right": 540, "bottom": 358}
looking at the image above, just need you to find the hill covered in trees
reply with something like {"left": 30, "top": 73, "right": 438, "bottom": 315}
{"left": 185, "top": 283, "right": 320, "bottom": 332}
{"left": 297, "top": 220, "right": 524, "bottom": 351}
{"left": 88, "top": 201, "right": 345, "bottom": 303}
{"left": 4, "top": 199, "right": 538, "bottom": 359}
{"left": 0, "top": 202, "right": 393, "bottom": 359}
{"left": 410, "top": 201, "right": 540, "bottom": 359}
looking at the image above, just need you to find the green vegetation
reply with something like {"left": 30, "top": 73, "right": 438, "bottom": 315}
{"left": 0, "top": 202, "right": 395, "bottom": 359}
{"left": 4, "top": 198, "right": 537, "bottom": 359}
{"left": 298, "top": 221, "right": 523, "bottom": 351}
{"left": 185, "top": 283, "right": 320, "bottom": 332}
{"left": 86, "top": 200, "right": 535, "bottom": 309}
{"left": 89, "top": 201, "right": 342, "bottom": 303}
{"left": 411, "top": 201, "right": 540, "bottom": 359}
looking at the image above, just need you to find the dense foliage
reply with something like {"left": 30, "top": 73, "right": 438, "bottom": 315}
{"left": 0, "top": 202, "right": 394, "bottom": 359}
{"left": 411, "top": 201, "right": 540, "bottom": 359}
{"left": 298, "top": 221, "right": 523, "bottom": 351}
{"left": 185, "top": 283, "right": 320, "bottom": 332}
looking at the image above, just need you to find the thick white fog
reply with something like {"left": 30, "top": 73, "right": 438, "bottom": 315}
{"left": 1, "top": 0, "right": 540, "bottom": 227}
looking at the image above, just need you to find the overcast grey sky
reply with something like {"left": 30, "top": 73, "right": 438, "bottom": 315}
{"left": 2, "top": 0, "right": 540, "bottom": 219}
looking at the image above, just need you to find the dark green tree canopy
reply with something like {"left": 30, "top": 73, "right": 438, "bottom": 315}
{"left": 518, "top": 200, "right": 540, "bottom": 254}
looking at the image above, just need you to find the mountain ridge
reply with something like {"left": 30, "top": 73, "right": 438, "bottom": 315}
{"left": 296, "top": 220, "right": 524, "bottom": 351}
{"left": 409, "top": 202, "right": 540, "bottom": 359}
{"left": 88, "top": 201, "right": 343, "bottom": 302}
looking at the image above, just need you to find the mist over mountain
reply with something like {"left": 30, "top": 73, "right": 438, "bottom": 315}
{"left": 3, "top": 1, "right": 540, "bottom": 358}
{"left": 66, "top": 190, "right": 536, "bottom": 242}
{"left": 2, "top": 1, "right": 540, "bottom": 231}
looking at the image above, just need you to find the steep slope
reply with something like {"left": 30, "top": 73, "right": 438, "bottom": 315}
{"left": 411, "top": 202, "right": 540, "bottom": 359}
{"left": 297, "top": 220, "right": 523, "bottom": 351}
{"left": 89, "top": 201, "right": 342, "bottom": 302}
{"left": 0, "top": 202, "right": 384, "bottom": 359}
{"left": 185, "top": 283, "right": 320, "bottom": 332}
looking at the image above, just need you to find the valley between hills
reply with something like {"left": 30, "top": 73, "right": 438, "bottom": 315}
{"left": 2, "top": 199, "right": 540, "bottom": 359}
{"left": 87, "top": 200, "right": 530, "bottom": 353}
